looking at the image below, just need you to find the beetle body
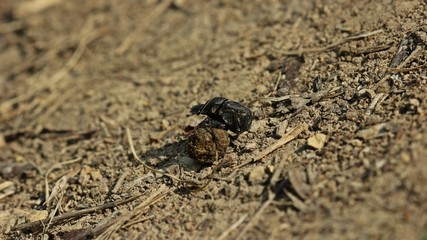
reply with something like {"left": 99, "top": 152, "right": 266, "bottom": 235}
{"left": 191, "top": 97, "right": 253, "bottom": 134}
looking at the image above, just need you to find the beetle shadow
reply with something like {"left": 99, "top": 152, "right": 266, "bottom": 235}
{"left": 137, "top": 138, "right": 207, "bottom": 173}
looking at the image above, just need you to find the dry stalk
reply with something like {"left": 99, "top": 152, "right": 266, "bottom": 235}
{"left": 237, "top": 123, "right": 307, "bottom": 168}
{"left": 281, "top": 29, "right": 383, "bottom": 56}
{"left": 96, "top": 185, "right": 170, "bottom": 240}
{"left": 217, "top": 214, "right": 248, "bottom": 240}
{"left": 236, "top": 148, "right": 293, "bottom": 240}
{"left": 11, "top": 194, "right": 144, "bottom": 232}
{"left": 366, "top": 93, "right": 388, "bottom": 115}
{"left": 44, "top": 175, "right": 68, "bottom": 207}
{"left": 236, "top": 193, "right": 275, "bottom": 240}
{"left": 387, "top": 64, "right": 427, "bottom": 73}
{"left": 121, "top": 215, "right": 155, "bottom": 229}
{"left": 43, "top": 189, "right": 65, "bottom": 235}
{"left": 44, "top": 157, "right": 82, "bottom": 204}
{"left": 377, "top": 46, "right": 421, "bottom": 89}
{"left": 126, "top": 128, "right": 181, "bottom": 182}
{"left": 111, "top": 170, "right": 130, "bottom": 194}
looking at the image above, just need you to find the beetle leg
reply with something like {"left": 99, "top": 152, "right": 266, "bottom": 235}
{"left": 197, "top": 118, "right": 227, "bottom": 130}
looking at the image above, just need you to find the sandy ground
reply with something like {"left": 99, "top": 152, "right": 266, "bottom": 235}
{"left": 1, "top": 0, "right": 427, "bottom": 239}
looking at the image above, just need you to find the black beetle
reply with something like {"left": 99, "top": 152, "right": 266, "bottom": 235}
{"left": 190, "top": 97, "right": 253, "bottom": 134}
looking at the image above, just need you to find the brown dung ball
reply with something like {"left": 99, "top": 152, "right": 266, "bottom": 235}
{"left": 187, "top": 127, "right": 230, "bottom": 164}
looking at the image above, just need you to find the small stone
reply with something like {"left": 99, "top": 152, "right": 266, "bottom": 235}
{"left": 26, "top": 210, "right": 48, "bottom": 222}
{"left": 90, "top": 170, "right": 103, "bottom": 181}
{"left": 288, "top": 169, "right": 311, "bottom": 199}
{"left": 250, "top": 119, "right": 267, "bottom": 133}
{"left": 245, "top": 142, "right": 258, "bottom": 151}
{"left": 0, "top": 134, "right": 6, "bottom": 149}
{"left": 307, "top": 133, "right": 327, "bottom": 149}
{"left": 345, "top": 111, "right": 358, "bottom": 121}
{"left": 187, "top": 127, "right": 230, "bottom": 164}
{"left": 409, "top": 98, "right": 420, "bottom": 107}
{"left": 255, "top": 85, "right": 268, "bottom": 94}
{"left": 400, "top": 152, "right": 411, "bottom": 162}
{"left": 348, "top": 139, "right": 363, "bottom": 147}
{"left": 357, "top": 123, "right": 387, "bottom": 140}
{"left": 266, "top": 165, "right": 275, "bottom": 174}
{"left": 247, "top": 166, "right": 266, "bottom": 184}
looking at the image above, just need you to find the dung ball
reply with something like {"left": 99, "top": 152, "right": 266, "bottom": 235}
{"left": 187, "top": 127, "right": 230, "bottom": 164}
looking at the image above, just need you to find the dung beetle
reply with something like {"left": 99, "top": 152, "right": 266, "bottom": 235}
{"left": 190, "top": 97, "right": 253, "bottom": 134}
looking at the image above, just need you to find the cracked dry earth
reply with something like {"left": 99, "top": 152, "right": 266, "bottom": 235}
{"left": 0, "top": 0, "right": 427, "bottom": 239}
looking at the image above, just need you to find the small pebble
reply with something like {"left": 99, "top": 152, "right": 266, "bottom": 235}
{"left": 307, "top": 133, "right": 327, "bottom": 149}
{"left": 248, "top": 166, "right": 266, "bottom": 184}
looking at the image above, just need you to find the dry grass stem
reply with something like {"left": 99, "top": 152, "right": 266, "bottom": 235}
{"left": 44, "top": 175, "right": 67, "bottom": 206}
{"left": 387, "top": 64, "right": 427, "bottom": 73}
{"left": 366, "top": 93, "right": 388, "bottom": 115}
{"left": 43, "top": 189, "right": 65, "bottom": 235}
{"left": 126, "top": 127, "right": 181, "bottom": 182}
{"left": 11, "top": 194, "right": 143, "bottom": 232}
{"left": 217, "top": 214, "right": 248, "bottom": 240}
{"left": 44, "top": 157, "right": 82, "bottom": 204}
{"left": 96, "top": 185, "right": 170, "bottom": 240}
{"left": 111, "top": 171, "right": 130, "bottom": 194}
{"left": 281, "top": 29, "right": 383, "bottom": 55}
{"left": 236, "top": 147, "right": 293, "bottom": 239}
{"left": 236, "top": 193, "right": 275, "bottom": 240}
{"left": 237, "top": 123, "right": 307, "bottom": 168}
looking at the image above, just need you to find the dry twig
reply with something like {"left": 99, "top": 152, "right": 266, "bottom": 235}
{"left": 387, "top": 64, "right": 427, "bottom": 73}
{"left": 44, "top": 157, "right": 82, "bottom": 204}
{"left": 11, "top": 194, "right": 143, "bottom": 232}
{"left": 237, "top": 123, "right": 307, "bottom": 168}
{"left": 96, "top": 185, "right": 170, "bottom": 240}
{"left": 281, "top": 29, "right": 383, "bottom": 56}
{"left": 111, "top": 171, "right": 130, "bottom": 194}
{"left": 43, "top": 188, "right": 65, "bottom": 235}
{"left": 44, "top": 175, "right": 68, "bottom": 207}
{"left": 366, "top": 93, "right": 388, "bottom": 115}
{"left": 236, "top": 148, "right": 293, "bottom": 239}
{"left": 126, "top": 127, "right": 181, "bottom": 182}
{"left": 217, "top": 214, "right": 248, "bottom": 240}
{"left": 236, "top": 193, "right": 275, "bottom": 240}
